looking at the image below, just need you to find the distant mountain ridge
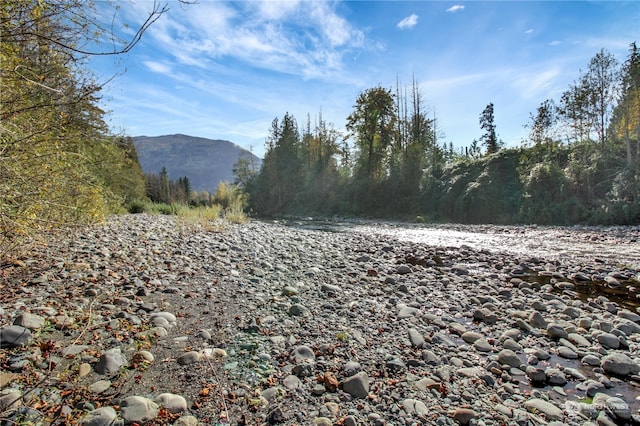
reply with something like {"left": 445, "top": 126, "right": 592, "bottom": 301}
{"left": 133, "top": 134, "right": 261, "bottom": 193}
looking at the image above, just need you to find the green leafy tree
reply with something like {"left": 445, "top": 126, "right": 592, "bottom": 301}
{"left": 527, "top": 99, "right": 557, "bottom": 146}
{"left": 345, "top": 86, "right": 396, "bottom": 212}
{"left": 0, "top": 0, "right": 174, "bottom": 254}
{"left": 610, "top": 42, "right": 640, "bottom": 166}
{"left": 346, "top": 86, "right": 396, "bottom": 182}
{"left": 584, "top": 49, "right": 619, "bottom": 146}
{"left": 559, "top": 49, "right": 618, "bottom": 145}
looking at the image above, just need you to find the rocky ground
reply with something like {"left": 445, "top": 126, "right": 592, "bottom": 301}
{"left": 0, "top": 214, "right": 639, "bottom": 426}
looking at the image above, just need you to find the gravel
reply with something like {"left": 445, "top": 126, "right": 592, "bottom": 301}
{"left": 0, "top": 213, "right": 639, "bottom": 425}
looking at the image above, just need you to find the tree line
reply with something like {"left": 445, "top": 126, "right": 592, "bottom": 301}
{"left": 0, "top": 0, "right": 172, "bottom": 254}
{"left": 241, "top": 43, "right": 639, "bottom": 224}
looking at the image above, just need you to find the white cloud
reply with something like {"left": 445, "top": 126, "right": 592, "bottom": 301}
{"left": 446, "top": 5, "right": 465, "bottom": 13}
{"left": 397, "top": 14, "right": 419, "bottom": 30}
{"left": 549, "top": 40, "right": 561, "bottom": 46}
{"left": 512, "top": 67, "right": 561, "bottom": 99}
{"left": 132, "top": 0, "right": 364, "bottom": 81}
{"left": 525, "top": 29, "right": 534, "bottom": 34}
{"left": 310, "top": 2, "right": 364, "bottom": 47}
{"left": 143, "top": 61, "right": 172, "bottom": 74}
{"left": 257, "top": 0, "right": 300, "bottom": 20}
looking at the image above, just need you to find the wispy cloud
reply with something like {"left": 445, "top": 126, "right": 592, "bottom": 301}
{"left": 143, "top": 61, "right": 172, "bottom": 74}
{"left": 525, "top": 29, "right": 534, "bottom": 34}
{"left": 512, "top": 67, "right": 562, "bottom": 99}
{"left": 134, "top": 1, "right": 365, "bottom": 82}
{"left": 397, "top": 14, "right": 419, "bottom": 30}
{"left": 446, "top": 5, "right": 465, "bottom": 13}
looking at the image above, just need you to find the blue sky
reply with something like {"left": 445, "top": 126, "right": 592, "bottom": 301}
{"left": 91, "top": 1, "right": 639, "bottom": 159}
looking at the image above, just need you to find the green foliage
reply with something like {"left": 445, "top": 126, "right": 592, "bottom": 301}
{"left": 212, "top": 182, "right": 245, "bottom": 210}
{"left": 237, "top": 45, "right": 639, "bottom": 225}
{"left": 144, "top": 168, "right": 192, "bottom": 205}
{"left": 425, "top": 150, "right": 523, "bottom": 223}
{"left": 520, "top": 162, "right": 583, "bottom": 224}
{"left": 0, "top": 0, "right": 154, "bottom": 255}
{"left": 479, "top": 103, "right": 501, "bottom": 155}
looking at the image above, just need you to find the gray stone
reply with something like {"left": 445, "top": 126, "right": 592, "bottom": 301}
{"left": 567, "top": 332, "right": 590, "bottom": 347}
{"left": 473, "top": 338, "right": 493, "bottom": 352}
{"left": 342, "top": 372, "right": 370, "bottom": 398}
{"left": 386, "top": 357, "right": 406, "bottom": 373}
{"left": 119, "top": 396, "right": 159, "bottom": 423}
{"left": 422, "top": 349, "right": 440, "bottom": 365}
{"left": 606, "top": 396, "right": 631, "bottom": 420}
{"left": 473, "top": 308, "right": 497, "bottom": 324}
{"left": 557, "top": 346, "right": 578, "bottom": 359}
{"left": 581, "top": 354, "right": 601, "bottom": 366}
{"left": 398, "top": 306, "right": 420, "bottom": 318}
{"left": 595, "top": 411, "right": 617, "bottom": 426}
{"left": 616, "top": 320, "right": 640, "bottom": 336}
{"left": 408, "top": 328, "right": 425, "bottom": 348}
{"left": 155, "top": 393, "right": 187, "bottom": 413}
{"left": 80, "top": 406, "right": 119, "bottom": 426}
{"left": 291, "top": 345, "right": 315, "bottom": 363}
{"left": 95, "top": 352, "right": 126, "bottom": 375}
{"left": 545, "top": 368, "right": 567, "bottom": 386}
{"left": 533, "top": 348, "right": 551, "bottom": 360}
{"left": 292, "top": 362, "right": 314, "bottom": 377}
{"left": 13, "top": 313, "right": 45, "bottom": 330}
{"left": 320, "top": 283, "right": 340, "bottom": 295}
{"left": 547, "top": 324, "right": 568, "bottom": 340}
{"left": 502, "top": 338, "right": 522, "bottom": 352}
{"left": 176, "top": 351, "right": 201, "bottom": 366}
{"left": 448, "top": 322, "right": 467, "bottom": 336}
{"left": 0, "top": 326, "right": 32, "bottom": 348}
{"left": 0, "top": 389, "right": 22, "bottom": 411}
{"left": 343, "top": 415, "right": 357, "bottom": 426}
{"left": 577, "top": 318, "right": 593, "bottom": 330}
{"left": 452, "top": 408, "right": 476, "bottom": 425}
{"left": 597, "top": 333, "right": 620, "bottom": 349}
{"left": 88, "top": 380, "right": 111, "bottom": 394}
{"left": 584, "top": 380, "right": 605, "bottom": 397}
{"left": 601, "top": 353, "right": 640, "bottom": 376}
{"left": 289, "top": 303, "right": 310, "bottom": 317}
{"left": 149, "top": 311, "right": 177, "bottom": 324}
{"left": 528, "top": 311, "right": 547, "bottom": 329}
{"left": 283, "top": 375, "right": 303, "bottom": 390}
{"left": 525, "top": 366, "right": 546, "bottom": 384}
{"left": 524, "top": 398, "right": 563, "bottom": 421}
{"left": 618, "top": 310, "right": 640, "bottom": 323}
{"left": 402, "top": 398, "right": 428, "bottom": 416}
{"left": 497, "top": 349, "right": 521, "bottom": 368}
{"left": 461, "top": 331, "right": 483, "bottom": 344}
{"left": 414, "top": 377, "right": 440, "bottom": 391}
{"left": 396, "top": 265, "right": 412, "bottom": 275}
{"left": 563, "top": 367, "right": 586, "bottom": 381}
{"left": 174, "top": 416, "right": 199, "bottom": 426}
{"left": 343, "top": 361, "right": 362, "bottom": 376}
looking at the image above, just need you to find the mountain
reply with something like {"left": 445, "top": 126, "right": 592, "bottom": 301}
{"left": 133, "top": 134, "right": 261, "bottom": 192}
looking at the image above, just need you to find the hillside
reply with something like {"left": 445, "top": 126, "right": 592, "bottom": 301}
{"left": 133, "top": 134, "right": 261, "bottom": 192}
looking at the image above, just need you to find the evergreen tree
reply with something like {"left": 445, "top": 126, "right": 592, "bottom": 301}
{"left": 250, "top": 113, "right": 303, "bottom": 214}
{"left": 479, "top": 102, "right": 499, "bottom": 155}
